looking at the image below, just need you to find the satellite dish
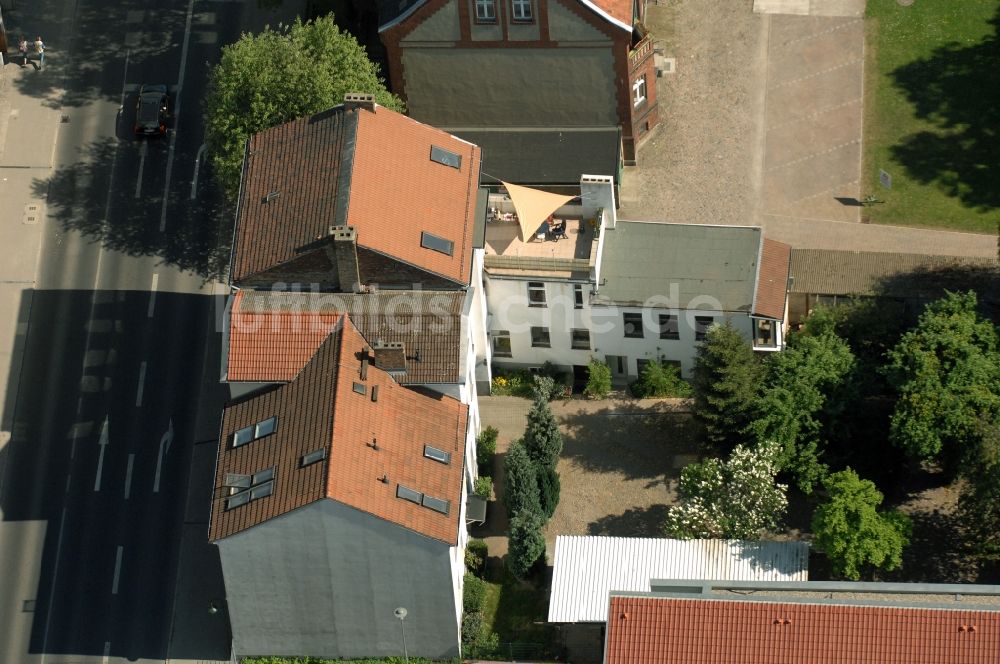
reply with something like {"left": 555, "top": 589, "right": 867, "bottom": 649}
{"left": 394, "top": 607, "right": 408, "bottom": 620}
{"left": 624, "top": 322, "right": 636, "bottom": 334}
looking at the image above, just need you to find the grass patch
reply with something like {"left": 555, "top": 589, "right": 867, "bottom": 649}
{"left": 862, "top": 0, "right": 1000, "bottom": 233}
{"left": 481, "top": 568, "right": 553, "bottom": 644}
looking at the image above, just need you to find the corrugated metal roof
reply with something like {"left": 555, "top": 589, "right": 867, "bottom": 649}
{"left": 547, "top": 536, "right": 809, "bottom": 623}
{"left": 595, "top": 222, "right": 762, "bottom": 312}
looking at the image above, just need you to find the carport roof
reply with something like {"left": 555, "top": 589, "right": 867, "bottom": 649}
{"left": 547, "top": 536, "right": 808, "bottom": 623}
{"left": 594, "top": 222, "right": 762, "bottom": 312}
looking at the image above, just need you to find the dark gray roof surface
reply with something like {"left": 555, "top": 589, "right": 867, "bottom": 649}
{"left": 595, "top": 222, "right": 762, "bottom": 312}
{"left": 450, "top": 127, "right": 620, "bottom": 185}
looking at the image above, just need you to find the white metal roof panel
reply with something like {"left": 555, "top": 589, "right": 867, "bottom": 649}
{"left": 547, "top": 536, "right": 809, "bottom": 623}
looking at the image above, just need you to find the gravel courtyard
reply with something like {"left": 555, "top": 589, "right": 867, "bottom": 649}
{"left": 475, "top": 397, "right": 700, "bottom": 560}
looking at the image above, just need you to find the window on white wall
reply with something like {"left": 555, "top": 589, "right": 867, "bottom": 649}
{"left": 530, "top": 326, "right": 550, "bottom": 348}
{"left": 475, "top": 0, "right": 497, "bottom": 22}
{"left": 633, "top": 75, "right": 647, "bottom": 107}
{"left": 623, "top": 312, "right": 644, "bottom": 339}
{"left": 574, "top": 284, "right": 585, "bottom": 309}
{"left": 571, "top": 329, "right": 590, "bottom": 350}
{"left": 658, "top": 314, "right": 679, "bottom": 340}
{"left": 695, "top": 316, "right": 716, "bottom": 341}
{"left": 493, "top": 331, "right": 512, "bottom": 357}
{"left": 527, "top": 281, "right": 546, "bottom": 307}
{"left": 511, "top": 0, "right": 533, "bottom": 22}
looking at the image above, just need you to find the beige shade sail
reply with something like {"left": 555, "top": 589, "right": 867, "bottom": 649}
{"left": 501, "top": 181, "right": 576, "bottom": 241}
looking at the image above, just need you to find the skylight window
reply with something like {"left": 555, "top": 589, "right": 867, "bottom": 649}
{"left": 421, "top": 231, "right": 454, "bottom": 256}
{"left": 232, "top": 416, "right": 278, "bottom": 448}
{"left": 422, "top": 495, "right": 450, "bottom": 515}
{"left": 397, "top": 484, "right": 423, "bottom": 504}
{"left": 225, "top": 466, "right": 277, "bottom": 510}
{"left": 300, "top": 448, "right": 327, "bottom": 467}
{"left": 352, "top": 382, "right": 367, "bottom": 395}
{"left": 430, "top": 145, "right": 462, "bottom": 169}
{"left": 423, "top": 445, "right": 451, "bottom": 465}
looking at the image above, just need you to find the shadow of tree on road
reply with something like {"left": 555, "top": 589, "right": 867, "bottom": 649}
{"left": 890, "top": 9, "right": 1000, "bottom": 212}
{"left": 32, "top": 137, "right": 232, "bottom": 281}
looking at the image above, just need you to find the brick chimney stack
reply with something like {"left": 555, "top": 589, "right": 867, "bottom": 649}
{"left": 343, "top": 93, "right": 376, "bottom": 113}
{"left": 329, "top": 225, "right": 361, "bottom": 292}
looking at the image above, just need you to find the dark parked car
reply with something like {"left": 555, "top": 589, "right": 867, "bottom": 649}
{"left": 134, "top": 84, "right": 168, "bottom": 137}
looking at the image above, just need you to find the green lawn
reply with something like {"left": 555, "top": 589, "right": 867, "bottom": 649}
{"left": 482, "top": 568, "right": 551, "bottom": 644}
{"left": 863, "top": 0, "right": 1000, "bottom": 233}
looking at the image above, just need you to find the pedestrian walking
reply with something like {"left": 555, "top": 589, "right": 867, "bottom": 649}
{"left": 18, "top": 36, "right": 28, "bottom": 68}
{"left": 33, "top": 36, "right": 45, "bottom": 68}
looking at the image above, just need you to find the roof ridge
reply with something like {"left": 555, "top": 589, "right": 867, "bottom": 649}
{"left": 323, "top": 316, "right": 349, "bottom": 498}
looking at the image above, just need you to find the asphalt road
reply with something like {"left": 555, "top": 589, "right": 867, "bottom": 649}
{"left": 0, "top": 0, "right": 268, "bottom": 660}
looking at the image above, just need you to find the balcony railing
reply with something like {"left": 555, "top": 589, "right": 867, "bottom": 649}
{"left": 629, "top": 34, "right": 654, "bottom": 69}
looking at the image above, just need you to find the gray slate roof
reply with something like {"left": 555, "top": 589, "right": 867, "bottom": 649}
{"left": 450, "top": 127, "right": 621, "bottom": 185}
{"left": 594, "top": 222, "right": 762, "bottom": 312}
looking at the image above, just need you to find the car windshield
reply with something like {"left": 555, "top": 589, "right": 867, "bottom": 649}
{"left": 138, "top": 95, "right": 161, "bottom": 124}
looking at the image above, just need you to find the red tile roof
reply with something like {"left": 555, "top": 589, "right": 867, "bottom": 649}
{"left": 210, "top": 315, "right": 468, "bottom": 544}
{"left": 588, "top": 0, "right": 634, "bottom": 29}
{"left": 231, "top": 103, "right": 480, "bottom": 286}
{"left": 753, "top": 238, "right": 791, "bottom": 320}
{"left": 604, "top": 595, "right": 1000, "bottom": 664}
{"left": 349, "top": 107, "right": 479, "bottom": 285}
{"left": 226, "top": 290, "right": 466, "bottom": 384}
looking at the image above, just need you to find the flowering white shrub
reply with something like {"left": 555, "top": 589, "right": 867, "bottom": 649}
{"left": 663, "top": 441, "right": 788, "bottom": 539}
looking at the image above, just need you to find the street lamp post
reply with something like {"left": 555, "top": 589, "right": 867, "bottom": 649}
{"left": 394, "top": 607, "right": 409, "bottom": 664}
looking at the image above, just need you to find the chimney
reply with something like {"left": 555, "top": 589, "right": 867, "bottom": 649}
{"left": 344, "top": 92, "right": 376, "bottom": 113}
{"left": 329, "top": 225, "right": 361, "bottom": 292}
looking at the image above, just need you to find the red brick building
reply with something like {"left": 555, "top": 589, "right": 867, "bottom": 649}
{"left": 378, "top": 0, "right": 658, "bottom": 166}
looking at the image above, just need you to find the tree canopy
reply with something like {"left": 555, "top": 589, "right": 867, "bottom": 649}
{"left": 749, "top": 329, "right": 855, "bottom": 492}
{"left": 507, "top": 510, "right": 546, "bottom": 578}
{"left": 811, "top": 468, "right": 911, "bottom": 580}
{"left": 205, "top": 15, "right": 404, "bottom": 201}
{"left": 691, "top": 322, "right": 764, "bottom": 451}
{"left": 522, "top": 395, "right": 563, "bottom": 470}
{"left": 503, "top": 440, "right": 541, "bottom": 520}
{"left": 663, "top": 441, "right": 788, "bottom": 540}
{"left": 885, "top": 291, "right": 1000, "bottom": 467}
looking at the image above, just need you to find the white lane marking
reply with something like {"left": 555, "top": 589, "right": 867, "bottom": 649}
{"left": 153, "top": 418, "right": 174, "bottom": 493}
{"left": 39, "top": 506, "right": 68, "bottom": 659}
{"left": 94, "top": 416, "right": 109, "bottom": 492}
{"left": 103, "top": 641, "right": 111, "bottom": 664}
{"left": 134, "top": 140, "right": 148, "bottom": 198}
{"left": 124, "top": 453, "right": 135, "bottom": 499}
{"left": 65, "top": 474, "right": 71, "bottom": 494}
{"left": 111, "top": 545, "right": 123, "bottom": 594}
{"left": 190, "top": 143, "right": 206, "bottom": 199}
{"left": 159, "top": 0, "right": 197, "bottom": 231}
{"left": 147, "top": 272, "right": 159, "bottom": 318}
{"left": 135, "top": 361, "right": 147, "bottom": 407}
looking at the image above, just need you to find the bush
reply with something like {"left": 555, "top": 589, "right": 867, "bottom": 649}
{"left": 465, "top": 539, "right": 488, "bottom": 577}
{"left": 476, "top": 426, "right": 498, "bottom": 476}
{"left": 584, "top": 360, "right": 612, "bottom": 399}
{"left": 531, "top": 375, "right": 557, "bottom": 402}
{"left": 461, "top": 610, "right": 485, "bottom": 644}
{"left": 503, "top": 441, "right": 542, "bottom": 519}
{"left": 507, "top": 511, "right": 546, "bottom": 578}
{"left": 474, "top": 475, "right": 493, "bottom": 500}
{"left": 536, "top": 465, "right": 561, "bottom": 519}
{"left": 490, "top": 369, "right": 535, "bottom": 398}
{"left": 463, "top": 572, "right": 488, "bottom": 613}
{"left": 631, "top": 361, "right": 694, "bottom": 398}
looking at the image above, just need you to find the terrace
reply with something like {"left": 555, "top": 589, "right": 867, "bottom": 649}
{"left": 483, "top": 194, "right": 600, "bottom": 279}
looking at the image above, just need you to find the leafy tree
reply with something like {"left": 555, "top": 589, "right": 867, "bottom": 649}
{"left": 691, "top": 322, "right": 764, "bottom": 451}
{"left": 749, "top": 329, "right": 854, "bottom": 492}
{"left": 205, "top": 15, "right": 404, "bottom": 201}
{"left": 958, "top": 418, "right": 1000, "bottom": 561}
{"left": 662, "top": 441, "right": 787, "bottom": 539}
{"left": 531, "top": 374, "right": 558, "bottom": 402}
{"left": 584, "top": 359, "right": 612, "bottom": 399}
{"left": 811, "top": 468, "right": 912, "bottom": 580}
{"left": 536, "top": 465, "right": 561, "bottom": 519}
{"left": 632, "top": 360, "right": 693, "bottom": 398}
{"left": 522, "top": 395, "right": 563, "bottom": 470}
{"left": 507, "top": 510, "right": 546, "bottom": 578}
{"left": 503, "top": 441, "right": 540, "bottom": 519}
{"left": 885, "top": 291, "right": 1000, "bottom": 469}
